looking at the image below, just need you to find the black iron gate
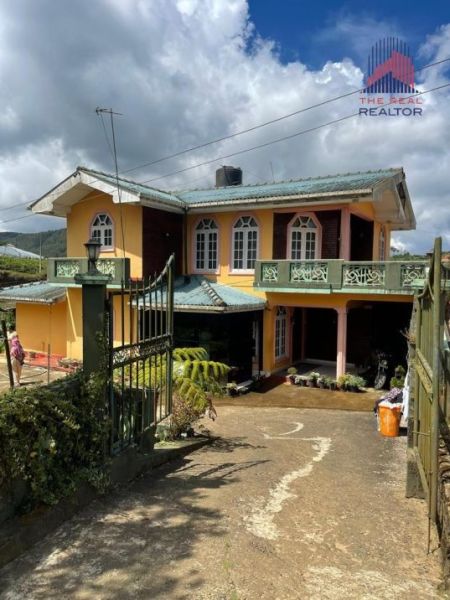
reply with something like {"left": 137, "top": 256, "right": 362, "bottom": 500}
{"left": 107, "top": 255, "right": 174, "bottom": 454}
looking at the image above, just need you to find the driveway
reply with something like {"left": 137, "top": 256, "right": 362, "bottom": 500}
{"left": 0, "top": 407, "right": 443, "bottom": 599}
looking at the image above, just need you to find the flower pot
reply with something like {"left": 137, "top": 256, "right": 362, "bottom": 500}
{"left": 307, "top": 380, "right": 316, "bottom": 388}
{"left": 330, "top": 383, "right": 337, "bottom": 391}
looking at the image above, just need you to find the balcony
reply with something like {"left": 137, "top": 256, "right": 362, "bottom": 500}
{"left": 254, "top": 260, "right": 427, "bottom": 295}
{"left": 47, "top": 257, "right": 130, "bottom": 286}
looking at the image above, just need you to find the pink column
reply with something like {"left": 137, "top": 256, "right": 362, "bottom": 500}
{"left": 336, "top": 307, "right": 348, "bottom": 378}
{"left": 340, "top": 208, "right": 351, "bottom": 260}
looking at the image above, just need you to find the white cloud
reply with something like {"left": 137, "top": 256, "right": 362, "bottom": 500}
{"left": 0, "top": 1, "right": 449, "bottom": 252}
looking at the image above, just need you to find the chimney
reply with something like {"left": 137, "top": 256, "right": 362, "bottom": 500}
{"left": 215, "top": 166, "right": 242, "bottom": 188}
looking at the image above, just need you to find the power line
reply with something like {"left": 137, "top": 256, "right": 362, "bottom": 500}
{"left": 120, "top": 57, "right": 450, "bottom": 177}
{"left": 1, "top": 55, "right": 449, "bottom": 216}
{"left": 1, "top": 58, "right": 449, "bottom": 223}
{"left": 140, "top": 82, "right": 450, "bottom": 185}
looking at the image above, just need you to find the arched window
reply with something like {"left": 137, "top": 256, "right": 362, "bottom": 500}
{"left": 195, "top": 218, "right": 218, "bottom": 271}
{"left": 379, "top": 226, "right": 386, "bottom": 261}
{"left": 91, "top": 213, "right": 114, "bottom": 249}
{"left": 275, "top": 306, "right": 287, "bottom": 359}
{"left": 288, "top": 214, "right": 319, "bottom": 260}
{"left": 232, "top": 216, "right": 258, "bottom": 271}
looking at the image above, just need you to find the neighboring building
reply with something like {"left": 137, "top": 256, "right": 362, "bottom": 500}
{"left": 0, "top": 244, "right": 41, "bottom": 259}
{"left": 0, "top": 165, "right": 425, "bottom": 377}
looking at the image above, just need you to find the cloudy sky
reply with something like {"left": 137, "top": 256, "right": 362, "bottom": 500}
{"left": 0, "top": 0, "right": 449, "bottom": 253}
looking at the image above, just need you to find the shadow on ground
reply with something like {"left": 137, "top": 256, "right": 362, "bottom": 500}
{"left": 0, "top": 437, "right": 266, "bottom": 599}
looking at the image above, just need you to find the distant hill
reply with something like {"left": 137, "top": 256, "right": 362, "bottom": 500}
{"left": 0, "top": 229, "right": 66, "bottom": 257}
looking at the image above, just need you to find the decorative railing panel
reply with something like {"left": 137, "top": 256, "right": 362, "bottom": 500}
{"left": 56, "top": 260, "right": 80, "bottom": 278}
{"left": 48, "top": 257, "right": 130, "bottom": 286}
{"left": 400, "top": 263, "right": 427, "bottom": 287}
{"left": 261, "top": 263, "right": 279, "bottom": 282}
{"left": 290, "top": 262, "right": 328, "bottom": 283}
{"left": 254, "top": 259, "right": 427, "bottom": 294}
{"left": 343, "top": 264, "right": 385, "bottom": 287}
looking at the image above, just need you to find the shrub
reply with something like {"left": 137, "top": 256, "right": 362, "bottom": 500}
{"left": 0, "top": 371, "right": 109, "bottom": 509}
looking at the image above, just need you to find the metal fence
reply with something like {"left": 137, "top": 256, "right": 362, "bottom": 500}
{"left": 412, "top": 237, "right": 449, "bottom": 548}
{"left": 107, "top": 255, "right": 174, "bottom": 454}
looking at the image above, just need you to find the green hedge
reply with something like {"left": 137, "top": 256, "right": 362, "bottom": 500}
{"left": 0, "top": 372, "right": 109, "bottom": 509}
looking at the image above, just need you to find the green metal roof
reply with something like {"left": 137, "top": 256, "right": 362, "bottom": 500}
{"left": 0, "top": 281, "right": 67, "bottom": 305}
{"left": 176, "top": 169, "right": 402, "bottom": 206}
{"left": 79, "top": 167, "right": 402, "bottom": 209}
{"left": 136, "top": 275, "right": 266, "bottom": 313}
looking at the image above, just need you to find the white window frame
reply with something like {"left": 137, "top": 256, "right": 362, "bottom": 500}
{"left": 90, "top": 212, "right": 114, "bottom": 251}
{"left": 275, "top": 306, "right": 287, "bottom": 360}
{"left": 287, "top": 213, "right": 321, "bottom": 260}
{"left": 231, "top": 215, "right": 259, "bottom": 273}
{"left": 194, "top": 218, "right": 219, "bottom": 273}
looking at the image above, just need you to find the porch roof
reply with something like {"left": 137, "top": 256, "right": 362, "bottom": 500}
{"left": 137, "top": 275, "right": 266, "bottom": 313}
{"left": 0, "top": 281, "right": 67, "bottom": 306}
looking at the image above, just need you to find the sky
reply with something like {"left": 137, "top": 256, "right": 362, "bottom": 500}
{"left": 0, "top": 0, "right": 449, "bottom": 253}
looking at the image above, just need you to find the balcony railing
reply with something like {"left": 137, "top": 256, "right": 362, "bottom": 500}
{"left": 47, "top": 257, "right": 130, "bottom": 286}
{"left": 254, "top": 260, "right": 427, "bottom": 294}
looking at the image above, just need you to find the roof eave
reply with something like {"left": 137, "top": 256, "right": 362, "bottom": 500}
{"left": 186, "top": 189, "right": 373, "bottom": 212}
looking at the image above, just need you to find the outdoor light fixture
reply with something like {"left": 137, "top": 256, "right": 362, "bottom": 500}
{"left": 84, "top": 237, "right": 102, "bottom": 274}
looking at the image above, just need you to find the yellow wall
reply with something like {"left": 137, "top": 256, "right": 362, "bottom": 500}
{"left": 67, "top": 191, "right": 143, "bottom": 279}
{"left": 66, "top": 288, "right": 83, "bottom": 359}
{"left": 16, "top": 301, "right": 67, "bottom": 356}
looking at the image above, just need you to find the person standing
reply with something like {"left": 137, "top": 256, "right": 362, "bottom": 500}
{"left": 9, "top": 332, "right": 25, "bottom": 387}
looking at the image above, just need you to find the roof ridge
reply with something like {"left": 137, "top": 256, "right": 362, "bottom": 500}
{"left": 175, "top": 167, "right": 403, "bottom": 194}
{"left": 200, "top": 279, "right": 227, "bottom": 307}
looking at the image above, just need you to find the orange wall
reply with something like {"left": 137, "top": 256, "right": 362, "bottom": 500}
{"left": 67, "top": 191, "right": 143, "bottom": 279}
{"left": 16, "top": 301, "right": 67, "bottom": 356}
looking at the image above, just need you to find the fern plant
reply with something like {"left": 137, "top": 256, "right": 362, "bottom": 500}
{"left": 136, "top": 347, "right": 230, "bottom": 438}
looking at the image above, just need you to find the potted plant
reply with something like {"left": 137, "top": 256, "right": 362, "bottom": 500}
{"left": 328, "top": 378, "right": 337, "bottom": 391}
{"left": 337, "top": 373, "right": 350, "bottom": 391}
{"left": 390, "top": 365, "right": 406, "bottom": 389}
{"left": 226, "top": 382, "right": 238, "bottom": 397}
{"left": 286, "top": 366, "right": 298, "bottom": 384}
{"left": 307, "top": 372, "right": 320, "bottom": 387}
{"left": 346, "top": 375, "right": 366, "bottom": 392}
{"left": 295, "top": 375, "right": 307, "bottom": 386}
{"left": 317, "top": 375, "right": 327, "bottom": 389}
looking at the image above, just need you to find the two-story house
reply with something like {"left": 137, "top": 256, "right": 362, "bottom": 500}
{"left": 0, "top": 165, "right": 424, "bottom": 379}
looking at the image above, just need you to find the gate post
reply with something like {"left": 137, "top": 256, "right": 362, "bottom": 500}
{"left": 74, "top": 273, "right": 111, "bottom": 376}
{"left": 74, "top": 239, "right": 111, "bottom": 377}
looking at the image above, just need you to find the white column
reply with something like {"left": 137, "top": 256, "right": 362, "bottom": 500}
{"left": 336, "top": 307, "right": 348, "bottom": 378}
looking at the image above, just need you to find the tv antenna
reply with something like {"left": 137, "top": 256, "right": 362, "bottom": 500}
{"left": 95, "top": 107, "right": 125, "bottom": 259}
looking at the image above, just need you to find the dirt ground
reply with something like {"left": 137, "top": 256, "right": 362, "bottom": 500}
{"left": 0, "top": 406, "right": 444, "bottom": 599}
{"left": 0, "top": 357, "right": 67, "bottom": 392}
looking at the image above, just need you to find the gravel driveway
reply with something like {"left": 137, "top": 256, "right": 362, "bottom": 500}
{"left": 0, "top": 407, "right": 443, "bottom": 599}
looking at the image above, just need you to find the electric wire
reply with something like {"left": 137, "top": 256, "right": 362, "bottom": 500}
{"left": 1, "top": 58, "right": 449, "bottom": 224}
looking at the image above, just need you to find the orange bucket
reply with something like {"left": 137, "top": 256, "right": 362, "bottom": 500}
{"left": 378, "top": 405, "right": 401, "bottom": 437}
